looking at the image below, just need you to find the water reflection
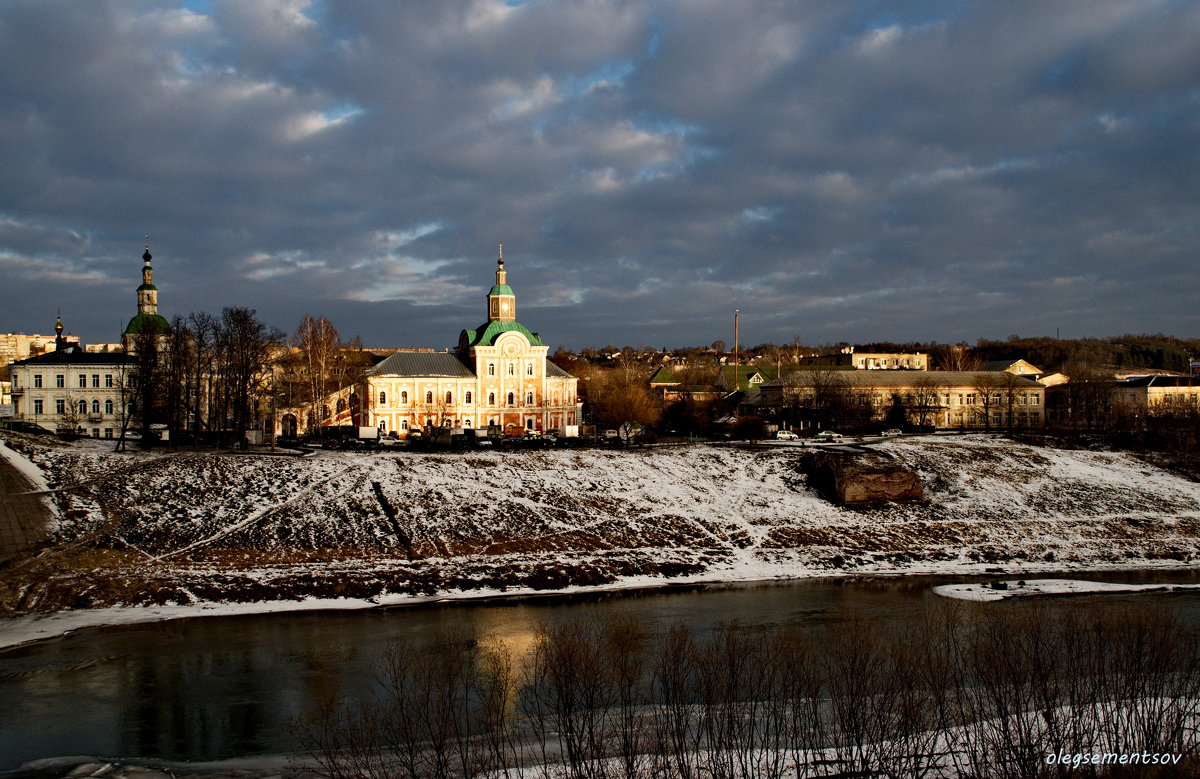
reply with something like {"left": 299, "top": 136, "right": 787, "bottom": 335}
{"left": 2, "top": 571, "right": 1200, "bottom": 770}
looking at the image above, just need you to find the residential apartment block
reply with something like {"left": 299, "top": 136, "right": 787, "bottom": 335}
{"left": 757, "top": 370, "right": 1045, "bottom": 431}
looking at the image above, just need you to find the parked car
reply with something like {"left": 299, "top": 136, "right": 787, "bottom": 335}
{"left": 813, "top": 431, "right": 844, "bottom": 441}
{"left": 774, "top": 430, "right": 799, "bottom": 441}
{"left": 880, "top": 429, "right": 903, "bottom": 437}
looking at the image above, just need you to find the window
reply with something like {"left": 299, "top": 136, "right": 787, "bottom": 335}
{"left": 464, "top": 419, "right": 472, "bottom": 427}
{"left": 992, "top": 393, "right": 1002, "bottom": 403}
{"left": 92, "top": 374, "right": 100, "bottom": 388}
{"left": 488, "top": 392, "right": 495, "bottom": 405}
{"left": 34, "top": 399, "right": 43, "bottom": 414}
{"left": 91, "top": 400, "right": 100, "bottom": 414}
{"left": 526, "top": 418, "right": 535, "bottom": 429}
{"left": 78, "top": 400, "right": 86, "bottom": 414}
{"left": 56, "top": 374, "right": 64, "bottom": 388}
{"left": 379, "top": 391, "right": 387, "bottom": 405}
{"left": 965, "top": 394, "right": 975, "bottom": 405}
{"left": 465, "top": 392, "right": 472, "bottom": 404}
{"left": 1031, "top": 412, "right": 1041, "bottom": 423}
{"left": 104, "top": 428, "right": 113, "bottom": 438}
{"left": 507, "top": 392, "right": 515, "bottom": 405}
{"left": 105, "top": 399, "right": 114, "bottom": 414}
{"left": 78, "top": 374, "right": 87, "bottom": 388}
{"left": 993, "top": 413, "right": 1002, "bottom": 425}
{"left": 56, "top": 399, "right": 65, "bottom": 414}
{"left": 33, "top": 374, "right": 43, "bottom": 388}
{"left": 508, "top": 363, "right": 515, "bottom": 376}
{"left": 105, "top": 374, "right": 113, "bottom": 388}
{"left": 1031, "top": 395, "right": 1040, "bottom": 406}
{"left": 401, "top": 420, "right": 409, "bottom": 430}
{"left": 527, "top": 363, "right": 534, "bottom": 376}
{"left": 401, "top": 391, "right": 408, "bottom": 404}
{"left": 488, "top": 363, "right": 495, "bottom": 376}
{"left": 526, "top": 391, "right": 534, "bottom": 405}
{"left": 446, "top": 391, "right": 453, "bottom": 404}
{"left": 425, "top": 391, "right": 433, "bottom": 404}
{"left": 336, "top": 398, "right": 346, "bottom": 413}
{"left": 92, "top": 429, "right": 100, "bottom": 438}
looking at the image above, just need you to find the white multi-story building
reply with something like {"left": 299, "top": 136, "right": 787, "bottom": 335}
{"left": 8, "top": 341, "right": 134, "bottom": 437}
{"left": 6, "top": 241, "right": 166, "bottom": 437}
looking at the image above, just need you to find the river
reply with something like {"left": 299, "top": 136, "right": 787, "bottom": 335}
{"left": 2, "top": 569, "right": 1200, "bottom": 772}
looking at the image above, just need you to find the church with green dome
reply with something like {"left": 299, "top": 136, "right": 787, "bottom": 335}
{"left": 301, "top": 247, "right": 581, "bottom": 438}
{"left": 122, "top": 238, "right": 170, "bottom": 350}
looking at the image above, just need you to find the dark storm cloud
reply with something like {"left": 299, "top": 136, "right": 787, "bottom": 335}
{"left": 0, "top": 0, "right": 1196, "bottom": 348}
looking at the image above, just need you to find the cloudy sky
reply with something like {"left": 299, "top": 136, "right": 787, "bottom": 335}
{"left": 1, "top": 0, "right": 1197, "bottom": 350}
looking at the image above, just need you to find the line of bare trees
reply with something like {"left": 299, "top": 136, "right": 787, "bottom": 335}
{"left": 295, "top": 601, "right": 1200, "bottom": 779}
{"left": 126, "top": 307, "right": 283, "bottom": 447}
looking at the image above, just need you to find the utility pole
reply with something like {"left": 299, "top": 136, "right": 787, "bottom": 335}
{"left": 733, "top": 309, "right": 740, "bottom": 393}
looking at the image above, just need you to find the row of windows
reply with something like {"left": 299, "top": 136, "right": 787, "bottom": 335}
{"left": 952, "top": 393, "right": 1040, "bottom": 406}
{"left": 22, "top": 373, "right": 116, "bottom": 389}
{"left": 379, "top": 416, "right": 546, "bottom": 433}
{"left": 376, "top": 390, "right": 561, "bottom": 406}
{"left": 31, "top": 398, "right": 120, "bottom": 415}
{"left": 959, "top": 411, "right": 1041, "bottom": 425}
{"left": 485, "top": 362, "right": 537, "bottom": 377}
{"left": 841, "top": 392, "right": 1044, "bottom": 406}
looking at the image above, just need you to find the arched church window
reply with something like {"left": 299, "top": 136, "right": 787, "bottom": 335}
{"left": 527, "top": 363, "right": 534, "bottom": 376}
{"left": 426, "top": 391, "right": 433, "bottom": 404}
{"left": 105, "top": 399, "right": 114, "bottom": 414}
{"left": 465, "top": 392, "right": 472, "bottom": 404}
{"left": 508, "top": 363, "right": 515, "bottom": 376}
{"left": 379, "top": 391, "right": 387, "bottom": 405}
{"left": 464, "top": 419, "right": 472, "bottom": 427}
{"left": 401, "top": 420, "right": 409, "bottom": 430}
{"left": 507, "top": 392, "right": 514, "bottom": 405}
{"left": 446, "top": 391, "right": 453, "bottom": 404}
{"left": 401, "top": 391, "right": 408, "bottom": 404}
{"left": 488, "top": 363, "right": 495, "bottom": 376}
{"left": 526, "top": 391, "right": 534, "bottom": 405}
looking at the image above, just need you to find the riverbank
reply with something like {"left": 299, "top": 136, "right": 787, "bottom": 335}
{"left": 2, "top": 432, "right": 1200, "bottom": 649}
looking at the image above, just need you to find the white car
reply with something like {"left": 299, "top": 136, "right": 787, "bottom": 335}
{"left": 774, "top": 430, "right": 799, "bottom": 441}
{"left": 881, "top": 429, "right": 903, "bottom": 437}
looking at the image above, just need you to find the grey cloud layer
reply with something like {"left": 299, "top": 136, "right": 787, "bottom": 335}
{"left": 0, "top": 0, "right": 1196, "bottom": 348}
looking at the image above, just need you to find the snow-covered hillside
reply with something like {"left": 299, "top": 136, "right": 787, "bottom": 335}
{"left": 5, "top": 435, "right": 1200, "bottom": 612}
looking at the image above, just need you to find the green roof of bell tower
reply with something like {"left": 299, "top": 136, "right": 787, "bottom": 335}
{"left": 460, "top": 320, "right": 543, "bottom": 347}
{"left": 124, "top": 313, "right": 171, "bottom": 335}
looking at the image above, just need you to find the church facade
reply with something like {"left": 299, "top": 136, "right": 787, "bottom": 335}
{"left": 298, "top": 249, "right": 580, "bottom": 438}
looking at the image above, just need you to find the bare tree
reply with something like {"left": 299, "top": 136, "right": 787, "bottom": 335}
{"left": 971, "top": 373, "right": 1000, "bottom": 431}
{"left": 581, "top": 362, "right": 662, "bottom": 443}
{"left": 904, "top": 377, "right": 944, "bottom": 428}
{"left": 296, "top": 315, "right": 340, "bottom": 434}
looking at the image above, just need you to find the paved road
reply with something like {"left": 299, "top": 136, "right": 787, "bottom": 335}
{"left": 0, "top": 444, "right": 53, "bottom": 564}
